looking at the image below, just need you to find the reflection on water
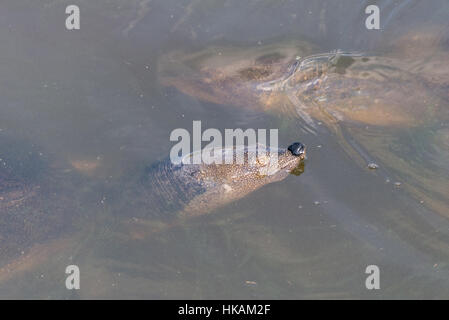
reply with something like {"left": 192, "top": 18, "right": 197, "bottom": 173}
{"left": 0, "top": 0, "right": 448, "bottom": 298}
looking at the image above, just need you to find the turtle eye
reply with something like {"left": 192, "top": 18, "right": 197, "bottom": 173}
{"left": 256, "top": 154, "right": 269, "bottom": 166}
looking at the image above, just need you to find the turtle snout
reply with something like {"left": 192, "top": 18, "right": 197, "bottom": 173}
{"left": 288, "top": 142, "right": 306, "bottom": 158}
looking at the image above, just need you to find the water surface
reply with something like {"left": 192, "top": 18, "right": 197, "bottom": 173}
{"left": 0, "top": 0, "right": 448, "bottom": 299}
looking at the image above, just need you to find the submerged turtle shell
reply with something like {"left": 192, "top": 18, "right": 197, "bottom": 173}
{"left": 278, "top": 53, "right": 449, "bottom": 128}
{"left": 159, "top": 40, "right": 449, "bottom": 130}
{"left": 0, "top": 134, "right": 76, "bottom": 272}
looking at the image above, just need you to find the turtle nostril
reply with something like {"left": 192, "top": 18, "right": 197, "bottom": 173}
{"left": 288, "top": 142, "right": 306, "bottom": 157}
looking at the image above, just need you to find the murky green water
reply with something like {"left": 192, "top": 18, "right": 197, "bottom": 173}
{"left": 0, "top": 0, "right": 449, "bottom": 299}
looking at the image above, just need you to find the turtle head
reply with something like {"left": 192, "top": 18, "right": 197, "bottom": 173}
{"left": 227, "top": 142, "right": 306, "bottom": 185}
{"left": 184, "top": 143, "right": 306, "bottom": 214}
{"left": 180, "top": 142, "right": 306, "bottom": 216}
{"left": 158, "top": 41, "right": 317, "bottom": 109}
{"left": 196, "top": 142, "right": 306, "bottom": 187}
{"left": 276, "top": 142, "right": 306, "bottom": 177}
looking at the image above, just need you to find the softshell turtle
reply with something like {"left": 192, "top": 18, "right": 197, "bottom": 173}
{"left": 158, "top": 37, "right": 449, "bottom": 217}
{"left": 119, "top": 142, "right": 305, "bottom": 221}
{"left": 158, "top": 40, "right": 448, "bottom": 129}
{"left": 0, "top": 139, "right": 305, "bottom": 279}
